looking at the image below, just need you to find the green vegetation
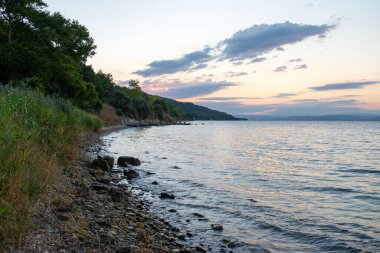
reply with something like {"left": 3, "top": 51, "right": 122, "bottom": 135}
{"left": 0, "top": 86, "right": 101, "bottom": 249}
{"left": 0, "top": 0, "right": 238, "bottom": 121}
{"left": 0, "top": 0, "right": 239, "bottom": 249}
{"left": 163, "top": 97, "right": 239, "bottom": 120}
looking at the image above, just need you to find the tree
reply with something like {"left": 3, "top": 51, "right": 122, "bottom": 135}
{"left": 128, "top": 80, "right": 141, "bottom": 92}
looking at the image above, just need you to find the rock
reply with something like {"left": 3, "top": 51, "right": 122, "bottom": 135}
{"left": 92, "top": 158, "right": 110, "bottom": 171}
{"left": 124, "top": 169, "right": 140, "bottom": 180}
{"left": 195, "top": 246, "right": 207, "bottom": 252}
{"left": 172, "top": 166, "right": 181, "bottom": 169}
{"left": 109, "top": 187, "right": 124, "bottom": 202}
{"left": 211, "top": 223, "right": 223, "bottom": 231}
{"left": 168, "top": 209, "right": 177, "bottom": 213}
{"left": 146, "top": 171, "right": 155, "bottom": 175}
{"left": 115, "top": 247, "right": 132, "bottom": 253}
{"left": 152, "top": 181, "right": 158, "bottom": 185}
{"left": 160, "top": 192, "right": 175, "bottom": 199}
{"left": 192, "top": 213, "right": 204, "bottom": 218}
{"left": 92, "top": 183, "right": 110, "bottom": 192}
{"left": 102, "top": 155, "right": 114, "bottom": 169}
{"left": 227, "top": 241, "right": 238, "bottom": 248}
{"left": 178, "top": 234, "right": 186, "bottom": 240}
{"left": 118, "top": 156, "right": 141, "bottom": 166}
{"left": 96, "top": 175, "right": 111, "bottom": 184}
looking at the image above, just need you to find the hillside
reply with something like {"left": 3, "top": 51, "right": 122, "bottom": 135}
{"left": 163, "top": 97, "right": 240, "bottom": 120}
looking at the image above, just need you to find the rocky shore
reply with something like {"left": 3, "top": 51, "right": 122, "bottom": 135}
{"left": 16, "top": 127, "right": 197, "bottom": 253}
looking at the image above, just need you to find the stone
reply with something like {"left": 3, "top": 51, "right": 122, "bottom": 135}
{"left": 195, "top": 246, "right": 207, "bottom": 253}
{"left": 124, "top": 169, "right": 140, "bottom": 180}
{"left": 211, "top": 223, "right": 223, "bottom": 231}
{"left": 92, "top": 158, "right": 110, "bottom": 171}
{"left": 152, "top": 181, "right": 158, "bottom": 185}
{"left": 109, "top": 187, "right": 124, "bottom": 202}
{"left": 118, "top": 156, "right": 141, "bottom": 166}
{"left": 178, "top": 234, "right": 186, "bottom": 240}
{"left": 102, "top": 155, "right": 114, "bottom": 169}
{"left": 160, "top": 192, "right": 175, "bottom": 199}
{"left": 192, "top": 213, "right": 204, "bottom": 218}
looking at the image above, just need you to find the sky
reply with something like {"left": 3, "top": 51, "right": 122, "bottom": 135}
{"left": 46, "top": 0, "right": 380, "bottom": 116}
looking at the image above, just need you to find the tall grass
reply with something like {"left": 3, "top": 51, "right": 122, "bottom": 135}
{"left": 0, "top": 86, "right": 102, "bottom": 249}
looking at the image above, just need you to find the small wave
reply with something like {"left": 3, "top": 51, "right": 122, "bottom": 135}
{"left": 303, "top": 186, "right": 358, "bottom": 194}
{"left": 339, "top": 168, "right": 380, "bottom": 175}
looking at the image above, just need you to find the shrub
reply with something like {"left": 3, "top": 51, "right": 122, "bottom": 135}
{"left": 0, "top": 86, "right": 102, "bottom": 249}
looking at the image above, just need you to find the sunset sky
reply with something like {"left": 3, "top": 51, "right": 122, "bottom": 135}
{"left": 46, "top": 0, "right": 380, "bottom": 116}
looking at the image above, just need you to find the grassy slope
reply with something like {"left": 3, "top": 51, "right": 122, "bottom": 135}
{"left": 0, "top": 87, "right": 102, "bottom": 249}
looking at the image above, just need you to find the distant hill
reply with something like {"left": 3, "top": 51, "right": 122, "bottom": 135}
{"left": 163, "top": 97, "right": 242, "bottom": 120}
{"left": 237, "top": 114, "right": 380, "bottom": 121}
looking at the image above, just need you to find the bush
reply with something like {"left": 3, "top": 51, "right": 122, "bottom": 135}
{"left": 0, "top": 86, "right": 102, "bottom": 249}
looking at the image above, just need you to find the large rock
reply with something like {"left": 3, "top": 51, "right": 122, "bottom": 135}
{"left": 92, "top": 158, "right": 110, "bottom": 171}
{"left": 117, "top": 156, "right": 141, "bottom": 166}
{"left": 124, "top": 169, "right": 140, "bottom": 180}
{"left": 102, "top": 155, "right": 114, "bottom": 169}
{"left": 160, "top": 192, "right": 175, "bottom": 199}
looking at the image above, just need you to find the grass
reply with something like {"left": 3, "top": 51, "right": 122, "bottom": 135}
{"left": 0, "top": 86, "right": 102, "bottom": 249}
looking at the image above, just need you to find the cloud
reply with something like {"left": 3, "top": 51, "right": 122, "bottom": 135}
{"left": 134, "top": 22, "right": 335, "bottom": 76}
{"left": 197, "top": 98, "right": 375, "bottom": 116}
{"left": 133, "top": 48, "right": 213, "bottom": 77}
{"left": 310, "top": 81, "right": 379, "bottom": 91}
{"left": 197, "top": 96, "right": 262, "bottom": 101}
{"left": 224, "top": 71, "right": 248, "bottom": 78}
{"left": 251, "top": 57, "right": 267, "bottom": 63}
{"left": 273, "top": 93, "right": 297, "bottom": 98}
{"left": 142, "top": 80, "right": 235, "bottom": 99}
{"left": 289, "top": 58, "right": 302, "bottom": 62}
{"left": 294, "top": 64, "right": 308, "bottom": 69}
{"left": 220, "top": 22, "right": 335, "bottom": 61}
{"left": 274, "top": 66, "right": 287, "bottom": 72}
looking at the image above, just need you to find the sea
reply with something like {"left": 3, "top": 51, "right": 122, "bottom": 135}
{"left": 102, "top": 121, "right": 380, "bottom": 253}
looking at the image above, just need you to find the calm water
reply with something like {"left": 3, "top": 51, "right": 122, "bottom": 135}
{"left": 102, "top": 121, "right": 380, "bottom": 252}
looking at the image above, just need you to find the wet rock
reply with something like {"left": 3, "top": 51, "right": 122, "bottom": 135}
{"left": 168, "top": 209, "right": 177, "bottom": 213}
{"left": 186, "top": 232, "right": 193, "bottom": 237}
{"left": 102, "top": 155, "right": 114, "bottom": 169}
{"left": 92, "top": 157, "right": 111, "bottom": 171}
{"left": 146, "top": 171, "right": 155, "bottom": 175}
{"left": 118, "top": 156, "right": 141, "bottom": 166}
{"left": 178, "top": 234, "right": 186, "bottom": 240}
{"left": 109, "top": 187, "right": 124, "bottom": 202}
{"left": 192, "top": 213, "right": 204, "bottom": 218}
{"left": 152, "top": 181, "right": 158, "bottom": 185}
{"left": 160, "top": 192, "right": 175, "bottom": 199}
{"left": 172, "top": 166, "right": 181, "bottom": 169}
{"left": 195, "top": 246, "right": 207, "bottom": 252}
{"left": 124, "top": 169, "right": 140, "bottom": 180}
{"left": 211, "top": 223, "right": 223, "bottom": 231}
{"left": 227, "top": 241, "right": 238, "bottom": 248}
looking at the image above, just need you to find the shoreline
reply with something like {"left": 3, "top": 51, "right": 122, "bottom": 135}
{"left": 16, "top": 125, "right": 195, "bottom": 253}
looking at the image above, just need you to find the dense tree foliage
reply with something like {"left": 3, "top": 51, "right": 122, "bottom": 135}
{"left": 0, "top": 0, "right": 238, "bottom": 121}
